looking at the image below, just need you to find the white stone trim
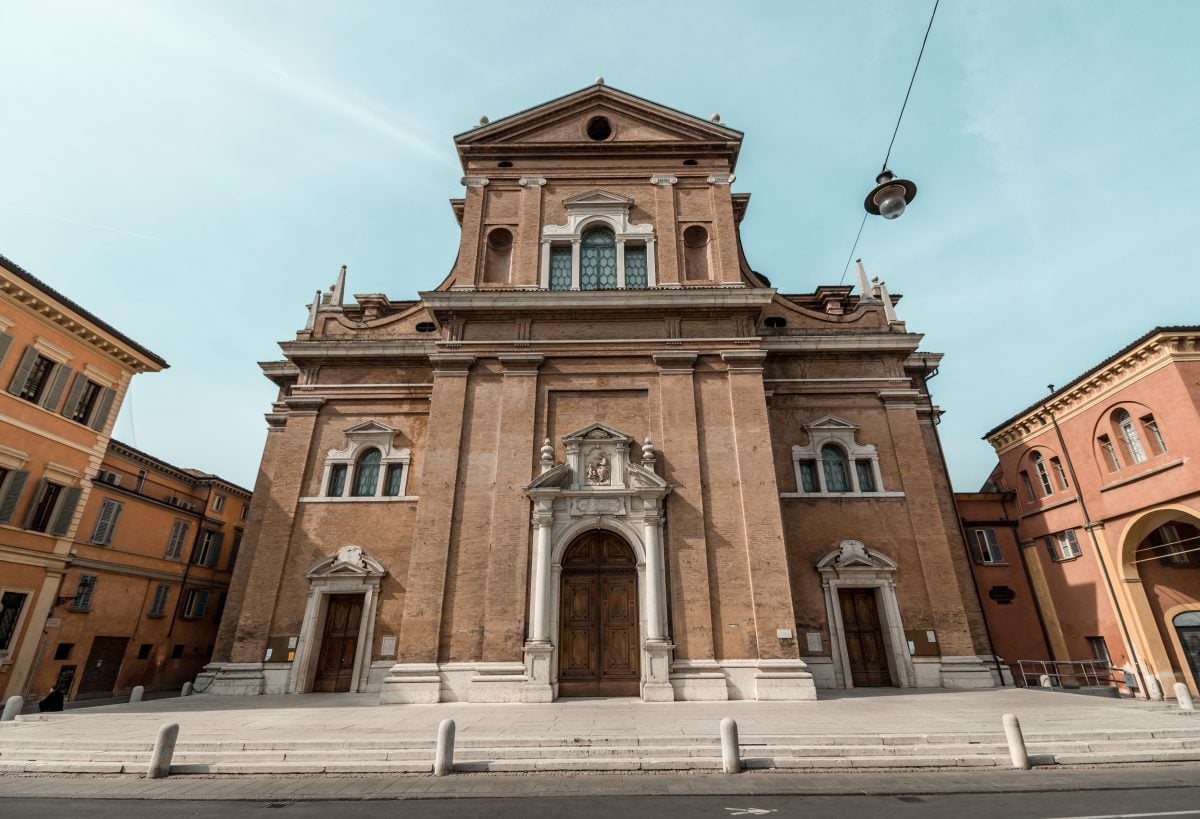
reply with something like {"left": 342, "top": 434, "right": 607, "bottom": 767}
{"left": 790, "top": 415, "right": 886, "bottom": 496}
{"left": 539, "top": 190, "right": 656, "bottom": 291}
{"left": 817, "top": 540, "right": 916, "bottom": 689}
{"left": 319, "top": 421, "right": 411, "bottom": 500}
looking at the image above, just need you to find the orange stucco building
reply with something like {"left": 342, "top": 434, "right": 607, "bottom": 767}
{"left": 0, "top": 253, "right": 166, "bottom": 699}
{"left": 967, "top": 326, "right": 1200, "bottom": 698}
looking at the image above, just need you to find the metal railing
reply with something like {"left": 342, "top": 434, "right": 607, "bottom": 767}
{"left": 1014, "top": 659, "right": 1128, "bottom": 691}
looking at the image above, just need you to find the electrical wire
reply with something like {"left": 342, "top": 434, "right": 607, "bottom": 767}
{"left": 838, "top": 0, "right": 940, "bottom": 285}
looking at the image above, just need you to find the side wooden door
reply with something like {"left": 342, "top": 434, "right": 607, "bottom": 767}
{"left": 312, "top": 594, "right": 363, "bottom": 692}
{"left": 839, "top": 588, "right": 894, "bottom": 687}
{"left": 76, "top": 636, "right": 129, "bottom": 700}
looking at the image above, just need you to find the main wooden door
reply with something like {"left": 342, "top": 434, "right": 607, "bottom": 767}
{"left": 838, "top": 588, "right": 894, "bottom": 687}
{"left": 312, "top": 594, "right": 363, "bottom": 693}
{"left": 559, "top": 531, "right": 640, "bottom": 697}
{"left": 77, "top": 636, "right": 129, "bottom": 700}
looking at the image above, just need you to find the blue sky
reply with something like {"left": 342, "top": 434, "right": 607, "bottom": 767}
{"left": 1, "top": 1, "right": 1196, "bottom": 491}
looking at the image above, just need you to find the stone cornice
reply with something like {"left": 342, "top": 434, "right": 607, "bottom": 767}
{"left": 761, "top": 334, "right": 923, "bottom": 355}
{"left": 986, "top": 328, "right": 1200, "bottom": 452}
{"left": 420, "top": 287, "right": 776, "bottom": 313}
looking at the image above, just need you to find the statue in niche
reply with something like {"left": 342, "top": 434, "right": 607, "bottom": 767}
{"left": 586, "top": 452, "right": 611, "bottom": 485}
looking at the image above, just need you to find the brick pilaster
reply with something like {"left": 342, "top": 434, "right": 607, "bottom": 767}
{"left": 721, "top": 350, "right": 800, "bottom": 661}
{"left": 514, "top": 178, "right": 546, "bottom": 287}
{"left": 396, "top": 353, "right": 474, "bottom": 664}
{"left": 651, "top": 176, "right": 680, "bottom": 285}
{"left": 653, "top": 350, "right": 715, "bottom": 660}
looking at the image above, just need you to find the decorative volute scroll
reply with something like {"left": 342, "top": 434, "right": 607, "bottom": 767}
{"left": 306, "top": 544, "right": 387, "bottom": 580}
{"left": 815, "top": 539, "right": 899, "bottom": 574}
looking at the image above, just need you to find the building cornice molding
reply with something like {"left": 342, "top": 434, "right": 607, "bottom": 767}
{"left": 420, "top": 287, "right": 776, "bottom": 312}
{"left": 986, "top": 329, "right": 1200, "bottom": 452}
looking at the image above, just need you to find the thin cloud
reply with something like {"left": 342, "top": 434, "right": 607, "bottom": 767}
{"left": 0, "top": 204, "right": 161, "bottom": 242}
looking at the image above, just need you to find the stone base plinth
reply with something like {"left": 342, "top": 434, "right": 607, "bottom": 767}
{"left": 378, "top": 663, "right": 441, "bottom": 704}
{"left": 196, "top": 663, "right": 265, "bottom": 696}
{"left": 469, "top": 663, "right": 528, "bottom": 703}
{"left": 522, "top": 642, "right": 554, "bottom": 703}
{"left": 669, "top": 660, "right": 730, "bottom": 701}
{"left": 940, "top": 655, "right": 1002, "bottom": 689}
{"left": 754, "top": 659, "right": 818, "bottom": 701}
{"left": 642, "top": 640, "right": 676, "bottom": 702}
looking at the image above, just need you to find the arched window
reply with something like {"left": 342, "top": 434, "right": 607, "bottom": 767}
{"left": 1114, "top": 409, "right": 1146, "bottom": 464}
{"left": 821, "top": 444, "right": 850, "bottom": 492}
{"left": 580, "top": 228, "right": 617, "bottom": 289}
{"left": 1031, "top": 452, "right": 1053, "bottom": 496}
{"left": 351, "top": 448, "right": 382, "bottom": 497}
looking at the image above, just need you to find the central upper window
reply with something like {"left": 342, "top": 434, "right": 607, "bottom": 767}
{"left": 541, "top": 190, "right": 656, "bottom": 290}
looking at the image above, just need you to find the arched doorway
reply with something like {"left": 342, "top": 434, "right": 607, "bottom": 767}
{"left": 1174, "top": 611, "right": 1200, "bottom": 687}
{"left": 558, "top": 530, "right": 640, "bottom": 697}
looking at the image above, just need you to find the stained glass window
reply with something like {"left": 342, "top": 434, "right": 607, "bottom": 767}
{"left": 352, "top": 449, "right": 381, "bottom": 497}
{"left": 580, "top": 228, "right": 617, "bottom": 289}
{"left": 549, "top": 246, "right": 572, "bottom": 290}
{"left": 624, "top": 244, "right": 648, "bottom": 288}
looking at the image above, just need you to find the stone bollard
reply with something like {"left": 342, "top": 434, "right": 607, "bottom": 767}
{"left": 1039, "top": 674, "right": 1052, "bottom": 688}
{"left": 434, "top": 718, "right": 456, "bottom": 776}
{"left": 1146, "top": 674, "right": 1164, "bottom": 701}
{"left": 1002, "top": 713, "right": 1031, "bottom": 770}
{"left": 1, "top": 695, "right": 23, "bottom": 722}
{"left": 147, "top": 723, "right": 179, "bottom": 779}
{"left": 1175, "top": 682, "right": 1195, "bottom": 712}
{"left": 720, "top": 717, "right": 742, "bottom": 774}
{"left": 129, "top": 685, "right": 145, "bottom": 703}
{"left": 181, "top": 682, "right": 192, "bottom": 698}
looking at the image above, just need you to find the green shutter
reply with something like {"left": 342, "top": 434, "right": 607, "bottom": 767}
{"left": 22, "top": 478, "right": 48, "bottom": 529}
{"left": 61, "top": 374, "right": 87, "bottom": 419}
{"left": 40, "top": 365, "right": 71, "bottom": 411}
{"left": 0, "top": 332, "right": 12, "bottom": 368}
{"left": 0, "top": 470, "right": 29, "bottom": 523}
{"left": 7, "top": 347, "right": 38, "bottom": 396}
{"left": 49, "top": 486, "right": 83, "bottom": 537}
{"left": 208, "top": 532, "right": 225, "bottom": 567}
{"left": 89, "top": 387, "right": 116, "bottom": 431}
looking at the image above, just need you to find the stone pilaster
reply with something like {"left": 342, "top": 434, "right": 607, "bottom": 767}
{"left": 514, "top": 178, "right": 547, "bottom": 287}
{"left": 650, "top": 175, "right": 680, "bottom": 286}
{"left": 449, "top": 177, "right": 489, "bottom": 288}
{"left": 707, "top": 175, "right": 741, "bottom": 285}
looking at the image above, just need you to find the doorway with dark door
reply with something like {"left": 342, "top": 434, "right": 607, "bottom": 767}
{"left": 1174, "top": 611, "right": 1200, "bottom": 692}
{"left": 838, "top": 587, "right": 894, "bottom": 687}
{"left": 76, "top": 636, "right": 129, "bottom": 699}
{"left": 312, "top": 593, "right": 364, "bottom": 692}
{"left": 558, "top": 530, "right": 640, "bottom": 697}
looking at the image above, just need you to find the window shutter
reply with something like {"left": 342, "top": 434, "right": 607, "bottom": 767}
{"left": 0, "top": 332, "right": 12, "bottom": 368}
{"left": 89, "top": 387, "right": 116, "bottom": 431}
{"left": 61, "top": 374, "right": 88, "bottom": 419}
{"left": 207, "top": 532, "right": 225, "bottom": 567}
{"left": 7, "top": 347, "right": 39, "bottom": 396}
{"left": 92, "top": 500, "right": 115, "bottom": 543}
{"left": 22, "top": 478, "right": 48, "bottom": 529}
{"left": 49, "top": 486, "right": 83, "bottom": 537}
{"left": 0, "top": 470, "right": 29, "bottom": 523}
{"left": 40, "top": 365, "right": 71, "bottom": 411}
{"left": 196, "top": 590, "right": 209, "bottom": 617}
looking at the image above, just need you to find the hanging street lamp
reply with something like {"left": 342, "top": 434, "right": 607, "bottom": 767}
{"left": 864, "top": 169, "right": 917, "bottom": 220}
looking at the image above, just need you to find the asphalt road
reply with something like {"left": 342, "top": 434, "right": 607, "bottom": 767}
{"left": 2, "top": 790, "right": 1199, "bottom": 818}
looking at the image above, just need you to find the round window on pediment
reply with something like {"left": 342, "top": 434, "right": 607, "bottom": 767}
{"left": 586, "top": 116, "right": 613, "bottom": 141}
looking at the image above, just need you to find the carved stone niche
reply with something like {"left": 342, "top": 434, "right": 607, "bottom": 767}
{"left": 565, "top": 423, "right": 634, "bottom": 491}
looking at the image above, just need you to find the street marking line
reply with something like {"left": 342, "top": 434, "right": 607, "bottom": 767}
{"left": 724, "top": 810, "right": 778, "bottom": 817}
{"left": 1046, "top": 806, "right": 1200, "bottom": 811}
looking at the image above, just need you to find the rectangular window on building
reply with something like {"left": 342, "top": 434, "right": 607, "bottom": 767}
{"left": 70, "top": 574, "right": 97, "bottom": 612}
{"left": 26, "top": 480, "right": 63, "bottom": 533}
{"left": 383, "top": 464, "right": 405, "bottom": 497}
{"left": 181, "top": 589, "right": 209, "bottom": 619}
{"left": 240, "top": 503, "right": 248, "bottom": 521}
{"left": 64, "top": 376, "right": 103, "bottom": 424}
{"left": 165, "top": 520, "right": 189, "bottom": 560}
{"left": 171, "top": 644, "right": 184, "bottom": 659}
{"left": 225, "top": 532, "right": 242, "bottom": 571}
{"left": 855, "top": 460, "right": 876, "bottom": 492}
{"left": 135, "top": 470, "right": 147, "bottom": 493}
{"left": 1019, "top": 471, "right": 1036, "bottom": 502}
{"left": 1056, "top": 529, "right": 1082, "bottom": 560}
{"left": 10, "top": 350, "right": 57, "bottom": 404}
{"left": 149, "top": 584, "right": 170, "bottom": 617}
{"left": 972, "top": 529, "right": 1003, "bottom": 564}
{"left": 1142, "top": 415, "right": 1167, "bottom": 454}
{"left": 1098, "top": 435, "right": 1120, "bottom": 472}
{"left": 194, "top": 531, "right": 223, "bottom": 568}
{"left": 1044, "top": 535, "right": 1059, "bottom": 562}
{"left": 137, "top": 643, "right": 152, "bottom": 660}
{"left": 1087, "top": 636, "right": 1112, "bottom": 666}
{"left": 213, "top": 494, "right": 226, "bottom": 512}
{"left": 1051, "top": 457, "right": 1070, "bottom": 491}
{"left": 53, "top": 642, "right": 74, "bottom": 660}
{"left": 54, "top": 664, "right": 76, "bottom": 694}
{"left": 0, "top": 591, "right": 30, "bottom": 652}
{"left": 0, "top": 468, "right": 29, "bottom": 525}
{"left": 89, "top": 498, "right": 123, "bottom": 546}
{"left": 797, "top": 460, "right": 819, "bottom": 493}
{"left": 326, "top": 464, "right": 347, "bottom": 497}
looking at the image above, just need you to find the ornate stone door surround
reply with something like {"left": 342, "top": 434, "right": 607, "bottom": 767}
{"left": 524, "top": 423, "right": 674, "bottom": 701}
{"left": 817, "top": 540, "right": 915, "bottom": 689}
{"left": 287, "top": 545, "right": 386, "bottom": 694}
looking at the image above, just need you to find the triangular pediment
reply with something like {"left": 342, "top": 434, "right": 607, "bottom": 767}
{"left": 563, "top": 190, "right": 633, "bottom": 208}
{"left": 805, "top": 415, "right": 859, "bottom": 431}
{"left": 562, "top": 422, "right": 634, "bottom": 443}
{"left": 455, "top": 84, "right": 743, "bottom": 147}
{"left": 344, "top": 420, "right": 396, "bottom": 435}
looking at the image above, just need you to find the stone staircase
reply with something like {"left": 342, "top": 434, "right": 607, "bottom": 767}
{"left": 4, "top": 728, "right": 1200, "bottom": 774}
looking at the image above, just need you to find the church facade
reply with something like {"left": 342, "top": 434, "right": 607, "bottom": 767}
{"left": 202, "top": 84, "right": 997, "bottom": 702}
